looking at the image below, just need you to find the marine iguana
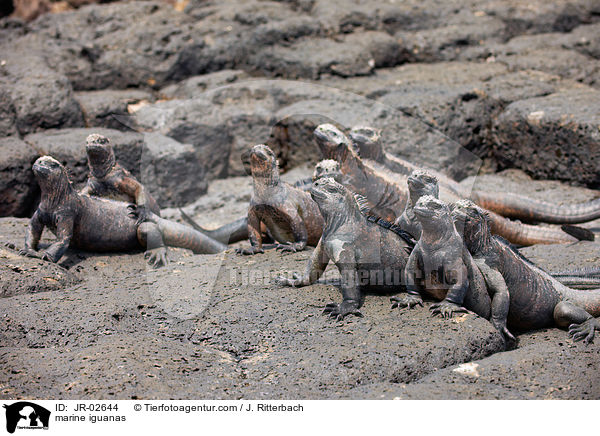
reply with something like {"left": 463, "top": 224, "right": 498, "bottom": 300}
{"left": 236, "top": 144, "right": 324, "bottom": 255}
{"left": 275, "top": 177, "right": 415, "bottom": 320}
{"left": 180, "top": 159, "right": 343, "bottom": 245}
{"left": 19, "top": 156, "right": 226, "bottom": 267}
{"left": 396, "top": 170, "right": 599, "bottom": 289}
{"left": 315, "top": 123, "right": 581, "bottom": 246}
{"left": 390, "top": 195, "right": 493, "bottom": 327}
{"left": 350, "top": 125, "right": 600, "bottom": 225}
{"left": 394, "top": 170, "right": 439, "bottom": 239}
{"left": 80, "top": 133, "right": 161, "bottom": 216}
{"left": 452, "top": 200, "right": 600, "bottom": 343}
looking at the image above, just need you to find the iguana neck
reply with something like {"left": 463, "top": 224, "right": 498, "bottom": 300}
{"left": 39, "top": 174, "right": 75, "bottom": 211}
{"left": 420, "top": 216, "right": 455, "bottom": 247}
{"left": 321, "top": 192, "right": 363, "bottom": 234}
{"left": 89, "top": 153, "right": 116, "bottom": 179}
{"left": 252, "top": 162, "right": 281, "bottom": 195}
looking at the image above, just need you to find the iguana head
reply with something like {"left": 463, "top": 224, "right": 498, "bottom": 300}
{"left": 413, "top": 195, "right": 452, "bottom": 234}
{"left": 249, "top": 144, "right": 279, "bottom": 184}
{"left": 314, "top": 123, "right": 356, "bottom": 162}
{"left": 32, "top": 156, "right": 74, "bottom": 203}
{"left": 407, "top": 170, "right": 439, "bottom": 205}
{"left": 451, "top": 199, "right": 492, "bottom": 253}
{"left": 86, "top": 133, "right": 116, "bottom": 179}
{"left": 349, "top": 126, "right": 383, "bottom": 161}
{"left": 312, "top": 159, "right": 342, "bottom": 183}
{"left": 310, "top": 177, "right": 360, "bottom": 221}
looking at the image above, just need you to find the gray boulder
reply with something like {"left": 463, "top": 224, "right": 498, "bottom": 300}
{"left": 0, "top": 137, "right": 40, "bottom": 217}
{"left": 492, "top": 88, "right": 600, "bottom": 188}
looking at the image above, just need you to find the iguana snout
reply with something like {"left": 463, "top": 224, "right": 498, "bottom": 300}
{"left": 32, "top": 156, "right": 65, "bottom": 183}
{"left": 312, "top": 159, "right": 342, "bottom": 183}
{"left": 310, "top": 177, "right": 343, "bottom": 203}
{"left": 314, "top": 123, "right": 352, "bottom": 160}
{"left": 86, "top": 133, "right": 116, "bottom": 178}
{"left": 413, "top": 195, "right": 446, "bottom": 220}
{"left": 451, "top": 200, "right": 490, "bottom": 248}
{"left": 249, "top": 144, "right": 278, "bottom": 178}
{"left": 349, "top": 125, "right": 381, "bottom": 159}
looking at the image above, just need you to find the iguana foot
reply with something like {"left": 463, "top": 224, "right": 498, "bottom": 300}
{"left": 322, "top": 301, "right": 363, "bottom": 321}
{"left": 18, "top": 248, "right": 55, "bottom": 262}
{"left": 145, "top": 247, "right": 168, "bottom": 268}
{"left": 235, "top": 246, "right": 264, "bottom": 255}
{"left": 568, "top": 318, "right": 600, "bottom": 344}
{"left": 430, "top": 300, "right": 467, "bottom": 319}
{"left": 390, "top": 294, "right": 423, "bottom": 310}
{"left": 491, "top": 319, "right": 517, "bottom": 342}
{"left": 128, "top": 204, "right": 151, "bottom": 226}
{"left": 275, "top": 243, "right": 299, "bottom": 253}
{"left": 273, "top": 272, "right": 301, "bottom": 287}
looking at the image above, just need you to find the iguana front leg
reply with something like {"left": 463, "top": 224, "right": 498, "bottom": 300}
{"left": 476, "top": 260, "right": 516, "bottom": 342}
{"left": 323, "top": 248, "right": 363, "bottom": 321}
{"left": 237, "top": 208, "right": 264, "bottom": 255}
{"left": 554, "top": 302, "right": 600, "bottom": 344}
{"left": 137, "top": 222, "right": 168, "bottom": 268}
{"left": 20, "top": 210, "right": 44, "bottom": 257}
{"left": 274, "top": 238, "right": 329, "bottom": 287}
{"left": 430, "top": 264, "right": 469, "bottom": 319}
{"left": 21, "top": 213, "right": 74, "bottom": 263}
{"left": 391, "top": 248, "right": 424, "bottom": 310}
{"left": 275, "top": 208, "right": 308, "bottom": 253}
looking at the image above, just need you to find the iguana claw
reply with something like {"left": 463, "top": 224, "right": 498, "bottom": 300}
{"left": 322, "top": 301, "right": 362, "bottom": 321}
{"left": 430, "top": 300, "right": 467, "bottom": 319}
{"left": 390, "top": 294, "right": 423, "bottom": 310}
{"left": 273, "top": 272, "right": 301, "bottom": 287}
{"left": 568, "top": 318, "right": 599, "bottom": 344}
{"left": 145, "top": 247, "right": 168, "bottom": 268}
{"left": 235, "top": 246, "right": 264, "bottom": 255}
{"left": 275, "top": 243, "right": 298, "bottom": 253}
{"left": 18, "top": 247, "right": 54, "bottom": 262}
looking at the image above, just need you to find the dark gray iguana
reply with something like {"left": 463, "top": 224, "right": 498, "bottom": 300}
{"left": 452, "top": 200, "right": 600, "bottom": 343}
{"left": 236, "top": 144, "right": 324, "bottom": 255}
{"left": 394, "top": 170, "right": 439, "bottom": 240}
{"left": 390, "top": 195, "right": 495, "bottom": 331}
{"left": 315, "top": 123, "right": 584, "bottom": 246}
{"left": 275, "top": 177, "right": 415, "bottom": 320}
{"left": 397, "top": 169, "right": 597, "bottom": 289}
{"left": 19, "top": 156, "right": 226, "bottom": 267}
{"left": 350, "top": 125, "right": 600, "bottom": 225}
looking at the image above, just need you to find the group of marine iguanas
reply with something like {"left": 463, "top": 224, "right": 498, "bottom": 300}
{"left": 17, "top": 126, "right": 600, "bottom": 344}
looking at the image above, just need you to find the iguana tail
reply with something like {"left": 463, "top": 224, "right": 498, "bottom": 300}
{"left": 487, "top": 211, "right": 579, "bottom": 245}
{"left": 556, "top": 276, "right": 600, "bottom": 289}
{"left": 562, "top": 286, "right": 600, "bottom": 317}
{"left": 552, "top": 266, "right": 600, "bottom": 277}
{"left": 154, "top": 216, "right": 227, "bottom": 254}
{"left": 179, "top": 208, "right": 248, "bottom": 244}
{"left": 471, "top": 191, "right": 600, "bottom": 224}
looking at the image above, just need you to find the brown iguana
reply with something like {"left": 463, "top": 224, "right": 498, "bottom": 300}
{"left": 19, "top": 156, "right": 227, "bottom": 267}
{"left": 452, "top": 200, "right": 600, "bottom": 343}
{"left": 350, "top": 125, "right": 600, "bottom": 225}
{"left": 80, "top": 133, "right": 161, "bottom": 216}
{"left": 236, "top": 144, "right": 324, "bottom": 255}
{"left": 275, "top": 177, "right": 415, "bottom": 320}
{"left": 315, "top": 123, "right": 581, "bottom": 246}
{"left": 181, "top": 159, "right": 344, "bottom": 245}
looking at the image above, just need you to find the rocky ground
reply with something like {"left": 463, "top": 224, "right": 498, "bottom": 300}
{"left": 1, "top": 0, "right": 600, "bottom": 399}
